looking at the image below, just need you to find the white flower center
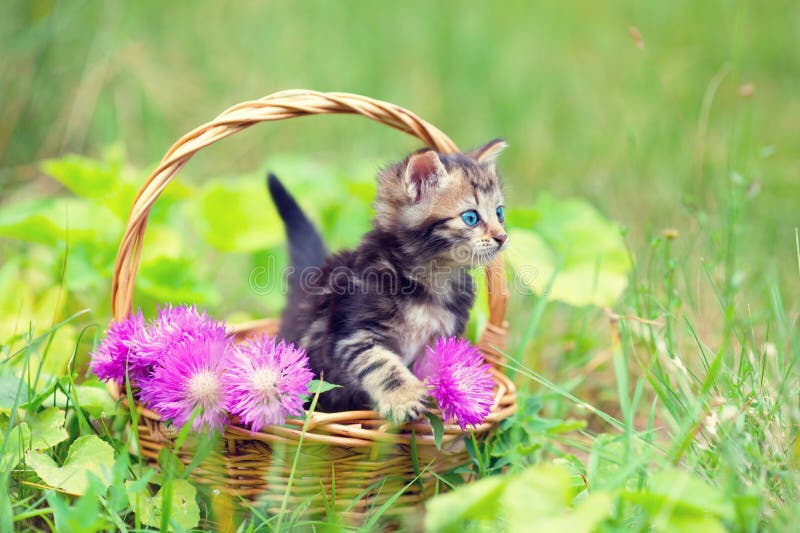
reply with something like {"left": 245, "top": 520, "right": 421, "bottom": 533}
{"left": 251, "top": 367, "right": 279, "bottom": 399}
{"left": 187, "top": 370, "right": 220, "bottom": 406}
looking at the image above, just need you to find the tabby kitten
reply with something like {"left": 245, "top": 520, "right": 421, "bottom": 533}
{"left": 267, "top": 139, "right": 508, "bottom": 422}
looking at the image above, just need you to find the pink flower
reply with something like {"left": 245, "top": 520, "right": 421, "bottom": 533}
{"left": 224, "top": 335, "right": 314, "bottom": 433}
{"left": 128, "top": 304, "right": 228, "bottom": 382}
{"left": 89, "top": 310, "right": 145, "bottom": 385}
{"left": 414, "top": 337, "right": 495, "bottom": 430}
{"left": 138, "top": 336, "right": 229, "bottom": 433}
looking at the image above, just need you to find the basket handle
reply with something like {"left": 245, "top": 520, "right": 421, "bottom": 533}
{"left": 111, "top": 90, "right": 508, "bottom": 355}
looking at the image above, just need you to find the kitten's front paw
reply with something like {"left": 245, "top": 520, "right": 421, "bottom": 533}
{"left": 376, "top": 379, "right": 429, "bottom": 424}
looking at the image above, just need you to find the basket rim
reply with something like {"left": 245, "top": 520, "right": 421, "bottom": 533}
{"left": 107, "top": 317, "right": 517, "bottom": 443}
{"left": 121, "top": 367, "right": 516, "bottom": 448}
{"left": 106, "top": 89, "right": 516, "bottom": 440}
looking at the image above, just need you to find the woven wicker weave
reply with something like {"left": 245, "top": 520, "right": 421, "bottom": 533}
{"left": 106, "top": 90, "right": 516, "bottom": 518}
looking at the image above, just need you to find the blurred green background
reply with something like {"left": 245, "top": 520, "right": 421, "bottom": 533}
{"left": 3, "top": 0, "right": 797, "bottom": 237}
{"left": 0, "top": 0, "right": 800, "bottom": 376}
{"left": 1, "top": 0, "right": 798, "bottom": 361}
{"left": 3, "top": 2, "right": 800, "bottom": 529}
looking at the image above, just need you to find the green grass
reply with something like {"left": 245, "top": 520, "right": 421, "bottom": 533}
{"left": 2, "top": 0, "right": 799, "bottom": 531}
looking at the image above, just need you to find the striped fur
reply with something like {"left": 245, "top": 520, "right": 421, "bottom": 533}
{"left": 270, "top": 139, "right": 507, "bottom": 422}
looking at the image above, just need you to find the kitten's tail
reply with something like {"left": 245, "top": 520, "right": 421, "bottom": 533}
{"left": 266, "top": 173, "right": 328, "bottom": 290}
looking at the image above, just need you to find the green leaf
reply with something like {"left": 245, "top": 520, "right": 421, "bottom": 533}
{"left": 45, "top": 481, "right": 109, "bottom": 533}
{"left": 503, "top": 465, "right": 612, "bottom": 532}
{"left": 136, "top": 257, "right": 220, "bottom": 305}
{"left": 466, "top": 267, "right": 489, "bottom": 342}
{"left": 41, "top": 148, "right": 194, "bottom": 222}
{"left": 569, "top": 491, "right": 615, "bottom": 531}
{"left": 0, "top": 375, "right": 30, "bottom": 413}
{"left": 190, "top": 177, "right": 284, "bottom": 252}
{"left": 0, "top": 197, "right": 120, "bottom": 247}
{"left": 164, "top": 479, "right": 200, "bottom": 529}
{"left": 52, "top": 383, "right": 118, "bottom": 418}
{"left": 654, "top": 512, "right": 727, "bottom": 533}
{"left": 502, "top": 462, "right": 574, "bottom": 520}
{"left": 0, "top": 423, "right": 30, "bottom": 471}
{"left": 139, "top": 226, "right": 185, "bottom": 264}
{"left": 506, "top": 193, "right": 630, "bottom": 307}
{"left": 0, "top": 471, "right": 13, "bottom": 532}
{"left": 157, "top": 447, "right": 187, "bottom": 480}
{"left": 126, "top": 478, "right": 200, "bottom": 531}
{"left": 27, "top": 407, "right": 69, "bottom": 450}
{"left": 42, "top": 152, "right": 132, "bottom": 218}
{"left": 630, "top": 467, "right": 736, "bottom": 522}
{"left": 26, "top": 435, "right": 114, "bottom": 495}
{"left": 425, "top": 474, "right": 508, "bottom": 532}
{"left": 424, "top": 411, "right": 445, "bottom": 450}
{"left": 306, "top": 379, "right": 342, "bottom": 394}
{"left": 426, "top": 462, "right": 612, "bottom": 531}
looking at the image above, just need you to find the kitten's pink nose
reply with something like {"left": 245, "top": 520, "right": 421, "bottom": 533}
{"left": 493, "top": 233, "right": 508, "bottom": 246}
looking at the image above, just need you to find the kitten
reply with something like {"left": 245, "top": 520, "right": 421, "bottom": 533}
{"left": 267, "top": 139, "right": 508, "bottom": 422}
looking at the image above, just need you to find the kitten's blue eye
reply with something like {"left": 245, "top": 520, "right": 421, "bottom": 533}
{"left": 461, "top": 210, "right": 479, "bottom": 227}
{"left": 496, "top": 206, "right": 505, "bottom": 223}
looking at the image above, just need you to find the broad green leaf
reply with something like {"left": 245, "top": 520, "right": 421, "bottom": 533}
{"left": 425, "top": 474, "right": 507, "bottom": 532}
{"left": 56, "top": 243, "right": 117, "bottom": 302}
{"left": 136, "top": 257, "right": 220, "bottom": 305}
{"left": 2, "top": 285, "right": 78, "bottom": 377}
{"left": 0, "top": 197, "right": 120, "bottom": 247}
{"left": 346, "top": 180, "right": 378, "bottom": 205}
{"left": 157, "top": 447, "right": 187, "bottom": 480}
{"left": 502, "top": 462, "right": 574, "bottom": 520}
{"left": 125, "top": 481, "right": 157, "bottom": 527}
{"left": 515, "top": 491, "right": 614, "bottom": 533}
{"left": 27, "top": 407, "right": 69, "bottom": 450}
{"left": 641, "top": 468, "right": 736, "bottom": 521}
{"left": 164, "top": 479, "right": 202, "bottom": 530}
{"left": 531, "top": 194, "right": 628, "bottom": 268}
{"left": 0, "top": 375, "right": 30, "bottom": 414}
{"left": 52, "top": 384, "right": 118, "bottom": 418}
{"left": 0, "top": 423, "right": 30, "bottom": 471}
{"left": 140, "top": 226, "right": 185, "bottom": 264}
{"left": 26, "top": 435, "right": 114, "bottom": 495}
{"left": 653, "top": 512, "right": 726, "bottom": 533}
{"left": 569, "top": 491, "right": 615, "bottom": 531}
{"left": 505, "top": 194, "right": 630, "bottom": 307}
{"left": 41, "top": 149, "right": 192, "bottom": 221}
{"left": 265, "top": 153, "right": 349, "bottom": 201}
{"left": 45, "top": 480, "right": 109, "bottom": 533}
{"left": 426, "top": 461, "right": 611, "bottom": 532}
{"left": 0, "top": 258, "right": 79, "bottom": 370}
{"left": 42, "top": 152, "right": 129, "bottom": 217}
{"left": 322, "top": 198, "right": 373, "bottom": 249}
{"left": 190, "top": 177, "right": 283, "bottom": 252}
{"left": 504, "top": 464, "right": 612, "bottom": 532}
{"left": 0, "top": 471, "right": 12, "bottom": 532}
{"left": 126, "top": 478, "right": 200, "bottom": 531}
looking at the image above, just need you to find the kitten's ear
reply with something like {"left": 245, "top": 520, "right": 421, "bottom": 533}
{"left": 404, "top": 149, "right": 447, "bottom": 203}
{"left": 468, "top": 138, "right": 507, "bottom": 168}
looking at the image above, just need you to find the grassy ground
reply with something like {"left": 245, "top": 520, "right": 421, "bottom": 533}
{"left": 1, "top": 1, "right": 799, "bottom": 531}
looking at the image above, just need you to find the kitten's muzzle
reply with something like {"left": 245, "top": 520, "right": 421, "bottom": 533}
{"left": 493, "top": 233, "right": 508, "bottom": 246}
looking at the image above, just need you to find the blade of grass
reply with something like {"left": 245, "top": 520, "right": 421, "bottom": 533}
{"left": 361, "top": 466, "right": 429, "bottom": 531}
{"left": 275, "top": 379, "right": 325, "bottom": 531}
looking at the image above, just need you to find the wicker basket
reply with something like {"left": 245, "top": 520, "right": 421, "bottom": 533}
{"left": 106, "top": 90, "right": 517, "bottom": 519}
